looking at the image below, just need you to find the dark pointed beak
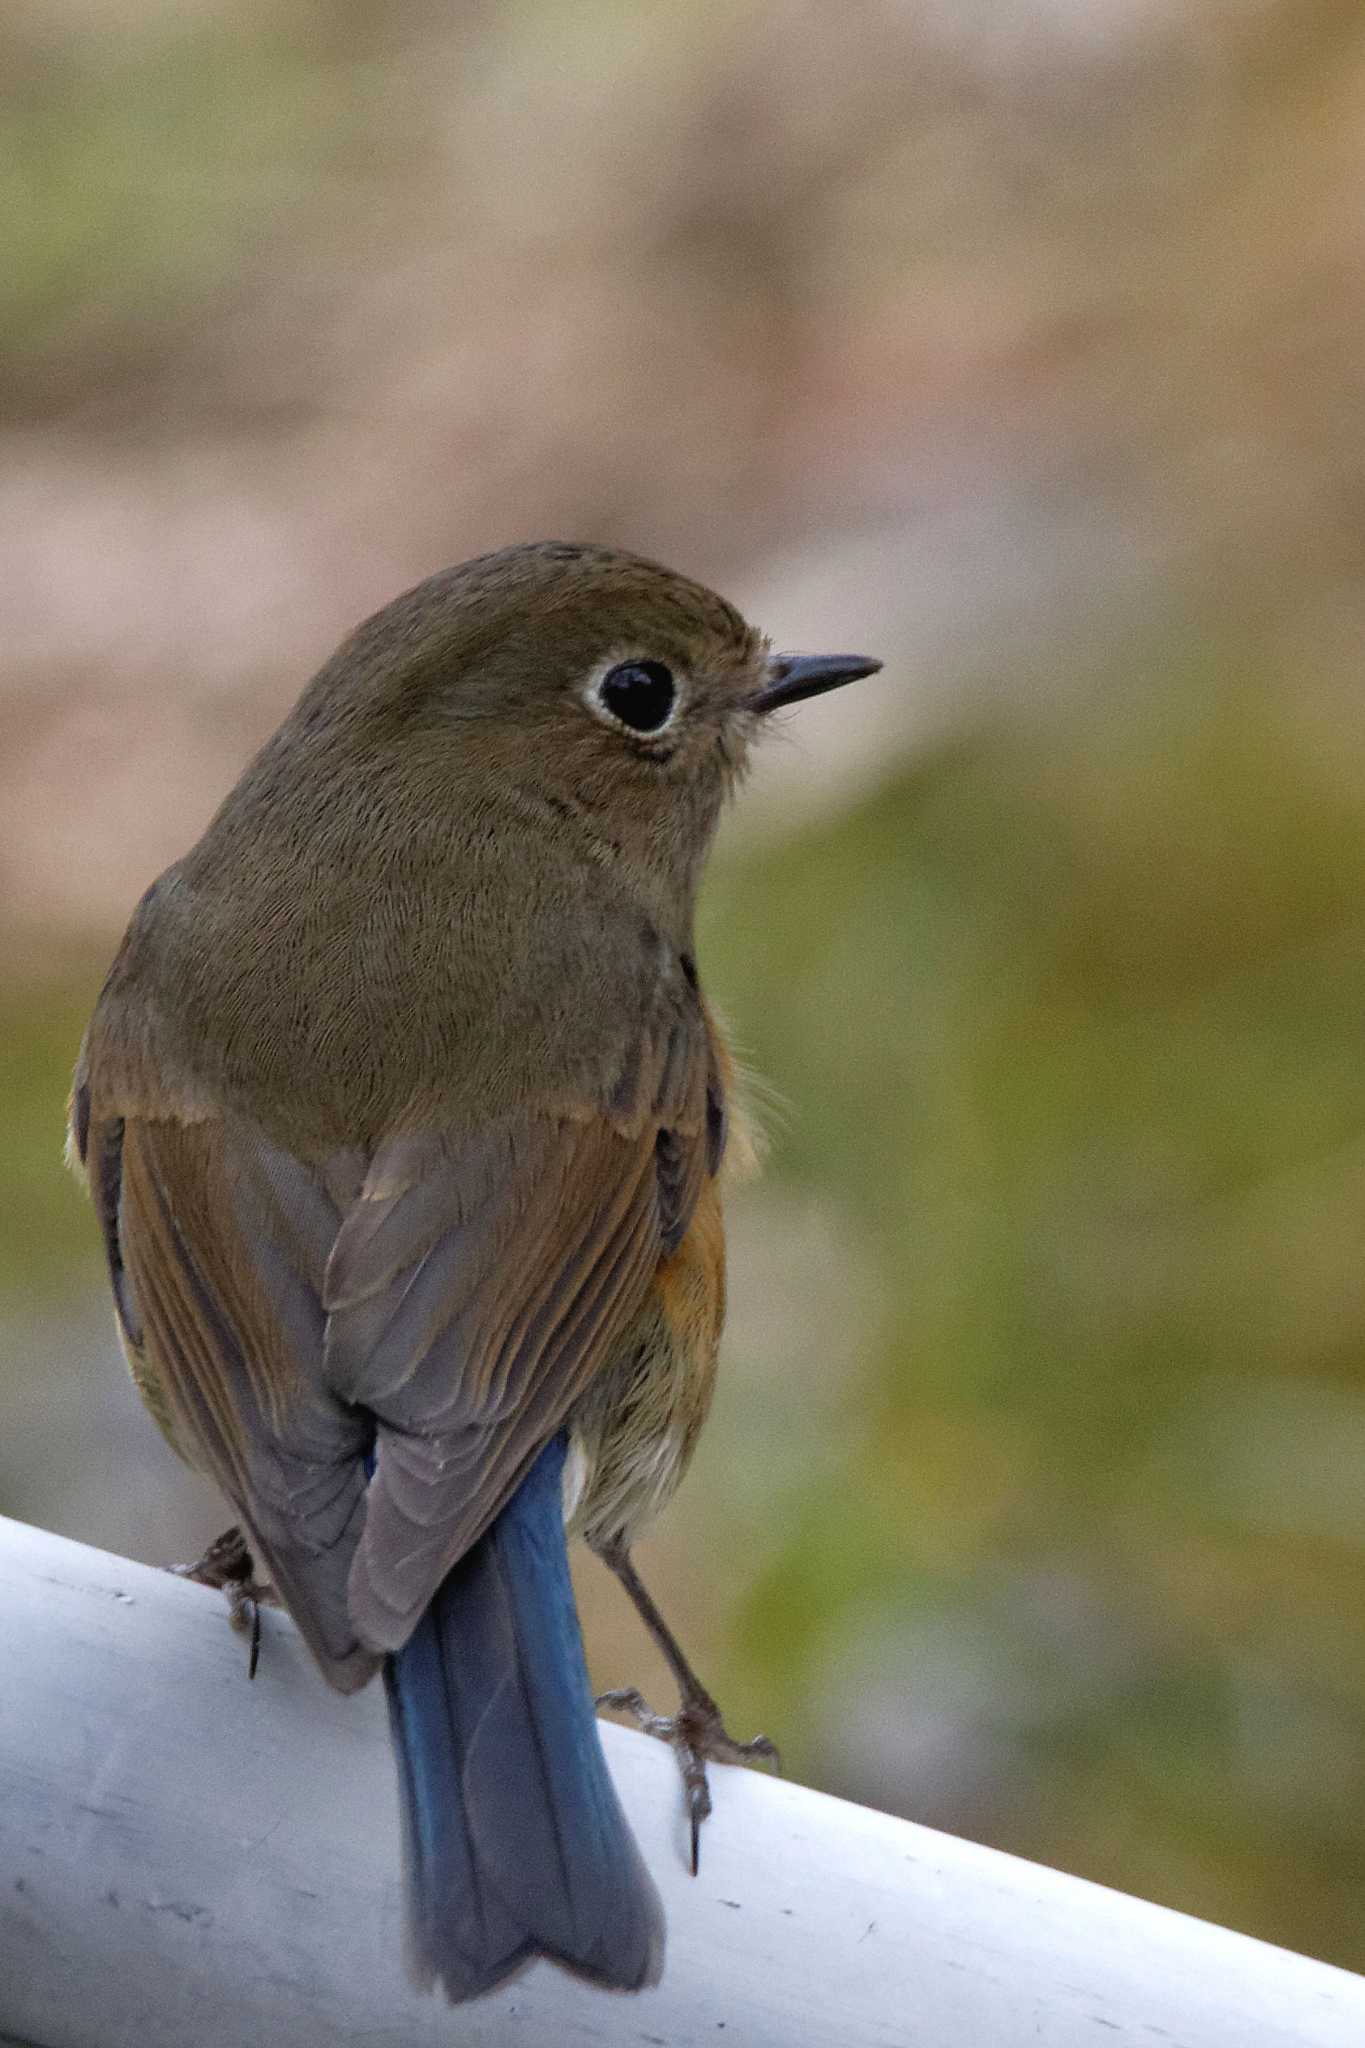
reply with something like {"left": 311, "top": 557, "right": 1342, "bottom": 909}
{"left": 750, "top": 651, "right": 883, "bottom": 714}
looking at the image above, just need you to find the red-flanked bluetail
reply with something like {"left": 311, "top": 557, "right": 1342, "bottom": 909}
{"left": 70, "top": 542, "right": 880, "bottom": 2000}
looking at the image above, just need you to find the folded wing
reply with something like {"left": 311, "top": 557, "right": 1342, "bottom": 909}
{"left": 73, "top": 989, "right": 714, "bottom": 1685}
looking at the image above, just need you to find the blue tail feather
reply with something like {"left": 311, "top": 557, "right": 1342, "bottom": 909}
{"left": 382, "top": 1434, "right": 664, "bottom": 2001}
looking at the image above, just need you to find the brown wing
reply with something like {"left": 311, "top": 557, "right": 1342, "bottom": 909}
{"left": 328, "top": 1112, "right": 675, "bottom": 1650}
{"left": 73, "top": 993, "right": 716, "bottom": 1683}
{"left": 85, "top": 1107, "right": 379, "bottom": 1689}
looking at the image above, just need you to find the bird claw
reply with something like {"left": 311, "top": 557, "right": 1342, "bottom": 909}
{"left": 170, "top": 1526, "right": 276, "bottom": 1680}
{"left": 596, "top": 1684, "right": 780, "bottom": 1873}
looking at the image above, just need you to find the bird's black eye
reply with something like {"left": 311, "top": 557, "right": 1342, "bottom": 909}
{"left": 598, "top": 660, "right": 677, "bottom": 734}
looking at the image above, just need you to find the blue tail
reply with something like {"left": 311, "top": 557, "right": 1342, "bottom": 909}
{"left": 382, "top": 1434, "right": 664, "bottom": 2001}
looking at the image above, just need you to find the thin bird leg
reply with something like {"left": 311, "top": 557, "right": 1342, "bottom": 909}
{"left": 170, "top": 1524, "right": 276, "bottom": 1680}
{"left": 594, "top": 1541, "right": 779, "bottom": 1874}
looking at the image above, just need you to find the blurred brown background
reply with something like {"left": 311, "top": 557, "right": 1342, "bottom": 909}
{"left": 5, "top": 0, "right": 1365, "bottom": 1974}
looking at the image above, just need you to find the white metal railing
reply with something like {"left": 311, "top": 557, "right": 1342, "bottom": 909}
{"left": 1, "top": 1515, "right": 1361, "bottom": 2046}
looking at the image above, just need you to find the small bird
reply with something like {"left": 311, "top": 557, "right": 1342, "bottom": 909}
{"left": 69, "top": 542, "right": 879, "bottom": 2001}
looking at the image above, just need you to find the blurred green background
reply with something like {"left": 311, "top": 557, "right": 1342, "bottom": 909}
{"left": 4, "top": 0, "right": 1365, "bottom": 1975}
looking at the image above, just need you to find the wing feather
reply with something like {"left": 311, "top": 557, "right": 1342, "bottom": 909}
{"left": 340, "top": 1115, "right": 667, "bottom": 1649}
{"left": 78, "top": 985, "right": 719, "bottom": 1682}
{"left": 114, "top": 1116, "right": 377, "bottom": 1689}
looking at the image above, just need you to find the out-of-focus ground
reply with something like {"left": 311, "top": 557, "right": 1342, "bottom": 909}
{"left": 5, "top": 0, "right": 1365, "bottom": 1971}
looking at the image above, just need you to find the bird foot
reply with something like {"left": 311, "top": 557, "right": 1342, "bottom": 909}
{"left": 170, "top": 1525, "right": 276, "bottom": 1679}
{"left": 596, "top": 1685, "right": 780, "bottom": 1873}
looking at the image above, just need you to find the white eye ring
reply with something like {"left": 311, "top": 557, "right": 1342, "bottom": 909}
{"left": 583, "top": 656, "right": 683, "bottom": 738}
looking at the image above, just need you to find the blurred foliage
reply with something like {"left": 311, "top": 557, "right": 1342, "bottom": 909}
{"left": 1, "top": 13, "right": 357, "bottom": 396}
{"left": 0, "top": 984, "right": 102, "bottom": 1304}
{"left": 697, "top": 647, "right": 1365, "bottom": 1965}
